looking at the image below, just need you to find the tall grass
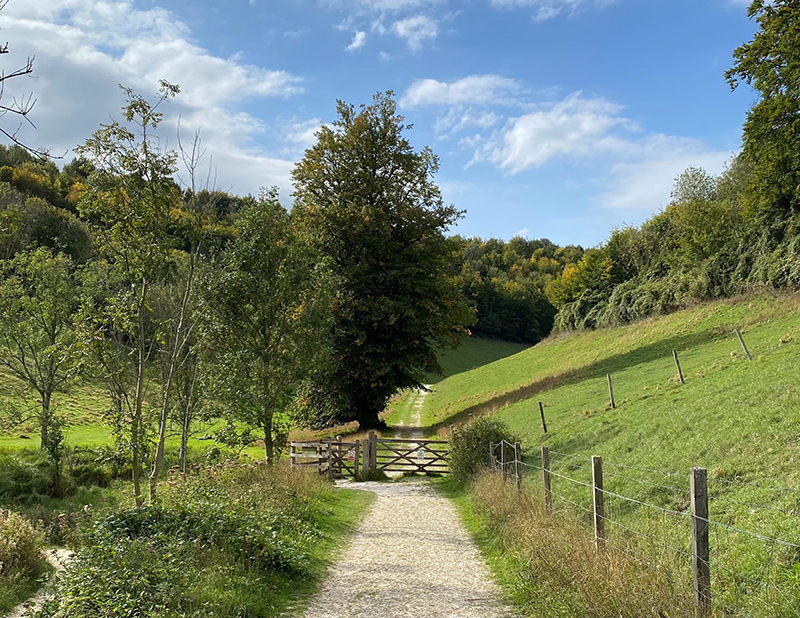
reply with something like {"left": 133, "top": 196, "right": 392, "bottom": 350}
{"left": 449, "top": 472, "right": 695, "bottom": 617}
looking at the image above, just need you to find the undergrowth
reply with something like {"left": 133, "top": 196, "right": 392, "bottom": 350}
{"left": 33, "top": 463, "right": 373, "bottom": 618}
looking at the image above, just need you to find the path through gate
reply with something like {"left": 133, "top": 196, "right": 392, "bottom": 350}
{"left": 290, "top": 433, "right": 449, "bottom": 478}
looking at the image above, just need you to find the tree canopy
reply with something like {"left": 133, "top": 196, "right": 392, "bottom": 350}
{"left": 292, "top": 92, "right": 474, "bottom": 429}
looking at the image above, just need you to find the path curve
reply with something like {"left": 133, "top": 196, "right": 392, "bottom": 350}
{"left": 303, "top": 479, "right": 514, "bottom": 618}
{"left": 5, "top": 548, "right": 72, "bottom": 618}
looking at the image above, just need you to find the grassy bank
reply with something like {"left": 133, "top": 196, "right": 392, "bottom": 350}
{"left": 438, "top": 473, "right": 696, "bottom": 617}
{"left": 428, "top": 293, "right": 800, "bottom": 616}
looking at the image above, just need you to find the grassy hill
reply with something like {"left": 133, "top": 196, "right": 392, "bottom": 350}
{"left": 430, "top": 337, "right": 529, "bottom": 382}
{"left": 419, "top": 293, "right": 800, "bottom": 616}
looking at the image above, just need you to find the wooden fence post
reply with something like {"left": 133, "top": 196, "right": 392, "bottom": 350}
{"left": 514, "top": 442, "right": 522, "bottom": 494}
{"left": 501, "top": 441, "right": 507, "bottom": 482}
{"left": 290, "top": 443, "right": 296, "bottom": 469}
{"left": 735, "top": 328, "right": 752, "bottom": 361}
{"left": 326, "top": 443, "right": 333, "bottom": 480}
{"left": 542, "top": 446, "right": 552, "bottom": 513}
{"left": 539, "top": 401, "right": 548, "bottom": 434}
{"left": 592, "top": 455, "right": 605, "bottom": 551}
{"left": 607, "top": 374, "right": 616, "bottom": 409}
{"left": 691, "top": 467, "right": 711, "bottom": 618}
{"left": 354, "top": 440, "right": 360, "bottom": 478}
{"left": 673, "top": 350, "right": 685, "bottom": 384}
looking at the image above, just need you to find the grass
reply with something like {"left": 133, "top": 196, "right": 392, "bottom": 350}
{"left": 429, "top": 337, "right": 529, "bottom": 383}
{"left": 436, "top": 473, "right": 695, "bottom": 618}
{"left": 418, "top": 292, "right": 800, "bottom": 616}
{"left": 0, "top": 562, "right": 54, "bottom": 616}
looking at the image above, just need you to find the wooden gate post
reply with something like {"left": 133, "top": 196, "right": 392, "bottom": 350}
{"left": 369, "top": 432, "right": 377, "bottom": 470}
{"left": 363, "top": 436, "right": 371, "bottom": 477}
{"left": 290, "top": 443, "right": 296, "bottom": 468}
{"left": 514, "top": 442, "right": 522, "bottom": 494}
{"left": 691, "top": 467, "right": 711, "bottom": 618}
{"left": 592, "top": 455, "right": 605, "bottom": 551}
{"left": 542, "top": 446, "right": 552, "bottom": 513}
{"left": 326, "top": 443, "right": 333, "bottom": 480}
{"left": 354, "top": 440, "right": 360, "bottom": 478}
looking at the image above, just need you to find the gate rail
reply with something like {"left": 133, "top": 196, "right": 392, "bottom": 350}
{"left": 290, "top": 433, "right": 449, "bottom": 478}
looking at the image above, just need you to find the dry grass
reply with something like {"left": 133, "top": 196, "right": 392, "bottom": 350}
{"left": 468, "top": 472, "right": 695, "bottom": 617}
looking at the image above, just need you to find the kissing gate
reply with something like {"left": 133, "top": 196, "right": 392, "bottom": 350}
{"left": 289, "top": 433, "right": 449, "bottom": 477}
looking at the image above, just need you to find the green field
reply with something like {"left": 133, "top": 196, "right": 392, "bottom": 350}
{"left": 429, "top": 337, "right": 529, "bottom": 383}
{"left": 421, "top": 293, "right": 800, "bottom": 616}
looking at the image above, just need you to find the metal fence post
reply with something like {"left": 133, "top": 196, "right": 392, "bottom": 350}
{"left": 542, "top": 446, "right": 552, "bottom": 513}
{"left": 592, "top": 455, "right": 605, "bottom": 551}
{"left": 691, "top": 467, "right": 711, "bottom": 618}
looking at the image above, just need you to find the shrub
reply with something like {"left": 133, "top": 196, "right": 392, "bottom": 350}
{"left": 0, "top": 509, "right": 45, "bottom": 579}
{"left": 36, "top": 464, "right": 334, "bottom": 618}
{"left": 448, "top": 416, "right": 516, "bottom": 483}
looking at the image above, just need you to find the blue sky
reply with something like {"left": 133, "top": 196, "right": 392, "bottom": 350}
{"left": 6, "top": 0, "right": 757, "bottom": 246}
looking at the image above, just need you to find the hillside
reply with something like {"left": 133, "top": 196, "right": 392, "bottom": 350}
{"left": 420, "top": 293, "right": 800, "bottom": 615}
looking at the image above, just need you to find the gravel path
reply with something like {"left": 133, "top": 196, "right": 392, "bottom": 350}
{"left": 303, "top": 479, "right": 514, "bottom": 618}
{"left": 5, "top": 548, "right": 72, "bottom": 618}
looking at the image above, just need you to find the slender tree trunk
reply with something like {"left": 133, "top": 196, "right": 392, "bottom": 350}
{"left": 132, "top": 279, "right": 148, "bottom": 507}
{"left": 179, "top": 358, "right": 199, "bottom": 474}
{"left": 263, "top": 423, "right": 274, "bottom": 464}
{"left": 149, "top": 257, "right": 195, "bottom": 501}
{"left": 40, "top": 391, "right": 51, "bottom": 450}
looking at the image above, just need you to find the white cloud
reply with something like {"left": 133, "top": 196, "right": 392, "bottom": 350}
{"left": 392, "top": 15, "right": 438, "bottom": 50}
{"left": 598, "top": 136, "right": 732, "bottom": 211}
{"left": 2, "top": 0, "right": 301, "bottom": 197}
{"left": 490, "top": 0, "right": 619, "bottom": 21}
{"left": 434, "top": 108, "right": 500, "bottom": 134}
{"left": 474, "top": 92, "right": 631, "bottom": 172}
{"left": 515, "top": 227, "right": 530, "bottom": 237}
{"left": 346, "top": 30, "right": 367, "bottom": 50}
{"left": 286, "top": 119, "right": 323, "bottom": 147}
{"left": 402, "top": 74, "right": 524, "bottom": 107}
{"left": 458, "top": 88, "right": 733, "bottom": 214}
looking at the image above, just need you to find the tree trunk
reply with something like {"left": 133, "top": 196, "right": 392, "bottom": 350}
{"left": 263, "top": 424, "right": 273, "bottom": 465}
{"left": 149, "top": 255, "right": 195, "bottom": 502}
{"left": 132, "top": 279, "right": 148, "bottom": 507}
{"left": 40, "top": 392, "right": 51, "bottom": 450}
{"left": 179, "top": 411, "right": 190, "bottom": 474}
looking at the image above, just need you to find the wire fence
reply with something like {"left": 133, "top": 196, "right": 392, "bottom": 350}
{"left": 488, "top": 440, "right": 800, "bottom": 617}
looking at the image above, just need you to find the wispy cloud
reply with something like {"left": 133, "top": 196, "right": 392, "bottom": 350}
{"left": 392, "top": 14, "right": 438, "bottom": 50}
{"left": 346, "top": 30, "right": 367, "bottom": 50}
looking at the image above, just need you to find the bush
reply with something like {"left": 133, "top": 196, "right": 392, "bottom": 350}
{"left": 448, "top": 416, "right": 516, "bottom": 483}
{"left": 0, "top": 509, "right": 45, "bottom": 579}
{"left": 35, "top": 464, "right": 334, "bottom": 618}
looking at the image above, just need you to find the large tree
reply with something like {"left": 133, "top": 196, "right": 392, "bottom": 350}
{"left": 292, "top": 92, "right": 474, "bottom": 430}
{"left": 202, "top": 190, "right": 331, "bottom": 463}
{"left": 726, "top": 0, "right": 800, "bottom": 233}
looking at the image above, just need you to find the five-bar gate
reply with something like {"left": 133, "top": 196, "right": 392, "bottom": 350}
{"left": 290, "top": 433, "right": 449, "bottom": 478}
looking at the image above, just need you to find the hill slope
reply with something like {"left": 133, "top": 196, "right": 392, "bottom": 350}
{"left": 419, "top": 293, "right": 800, "bottom": 615}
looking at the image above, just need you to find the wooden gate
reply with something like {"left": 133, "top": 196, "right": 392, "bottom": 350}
{"left": 289, "top": 433, "right": 449, "bottom": 478}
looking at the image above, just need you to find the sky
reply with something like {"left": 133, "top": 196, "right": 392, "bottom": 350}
{"left": 4, "top": 0, "right": 759, "bottom": 247}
